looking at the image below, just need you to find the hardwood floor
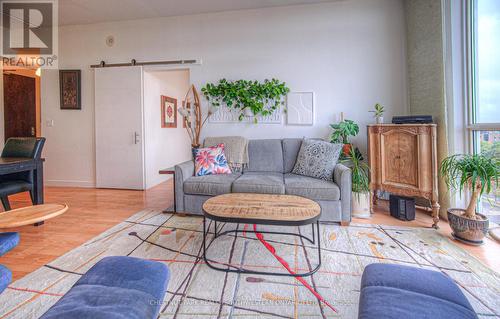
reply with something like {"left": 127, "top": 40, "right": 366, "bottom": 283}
{"left": 0, "top": 181, "right": 171, "bottom": 280}
{"left": 1, "top": 180, "right": 498, "bottom": 280}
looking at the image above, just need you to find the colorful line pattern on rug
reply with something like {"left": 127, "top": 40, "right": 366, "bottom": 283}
{"left": 0, "top": 210, "right": 499, "bottom": 318}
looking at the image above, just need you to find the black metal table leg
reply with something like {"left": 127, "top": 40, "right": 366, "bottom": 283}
{"left": 203, "top": 221, "right": 322, "bottom": 277}
{"left": 316, "top": 221, "right": 321, "bottom": 269}
{"left": 311, "top": 223, "right": 316, "bottom": 245}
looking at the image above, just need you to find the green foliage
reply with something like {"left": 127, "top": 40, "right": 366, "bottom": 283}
{"left": 330, "top": 119, "right": 359, "bottom": 144}
{"left": 480, "top": 140, "right": 500, "bottom": 159}
{"left": 371, "top": 103, "right": 385, "bottom": 117}
{"left": 440, "top": 153, "right": 499, "bottom": 198}
{"left": 343, "top": 147, "right": 370, "bottom": 194}
{"left": 201, "top": 79, "right": 290, "bottom": 122}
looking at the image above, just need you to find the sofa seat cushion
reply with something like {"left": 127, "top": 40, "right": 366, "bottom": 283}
{"left": 40, "top": 256, "right": 170, "bottom": 319}
{"left": 232, "top": 172, "right": 285, "bottom": 194}
{"left": 0, "top": 264, "right": 12, "bottom": 294}
{"left": 359, "top": 264, "right": 477, "bottom": 319}
{"left": 284, "top": 174, "right": 340, "bottom": 201}
{"left": 184, "top": 174, "right": 241, "bottom": 196}
{"left": 0, "top": 232, "right": 20, "bottom": 256}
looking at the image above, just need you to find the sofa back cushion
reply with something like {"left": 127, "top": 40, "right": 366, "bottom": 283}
{"left": 282, "top": 138, "right": 303, "bottom": 173}
{"left": 245, "top": 139, "right": 284, "bottom": 173}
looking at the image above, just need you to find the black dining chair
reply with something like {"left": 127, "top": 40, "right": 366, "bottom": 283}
{"left": 0, "top": 137, "right": 46, "bottom": 211}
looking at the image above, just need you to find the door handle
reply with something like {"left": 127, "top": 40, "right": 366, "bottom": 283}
{"left": 31, "top": 127, "right": 35, "bottom": 136}
{"left": 134, "top": 132, "right": 140, "bottom": 144}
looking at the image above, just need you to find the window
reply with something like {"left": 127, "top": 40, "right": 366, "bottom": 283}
{"left": 468, "top": 0, "right": 500, "bottom": 221}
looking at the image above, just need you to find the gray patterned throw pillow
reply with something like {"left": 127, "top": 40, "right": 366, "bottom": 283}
{"left": 292, "top": 139, "right": 342, "bottom": 181}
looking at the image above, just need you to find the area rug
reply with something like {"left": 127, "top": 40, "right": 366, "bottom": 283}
{"left": 0, "top": 210, "right": 499, "bottom": 318}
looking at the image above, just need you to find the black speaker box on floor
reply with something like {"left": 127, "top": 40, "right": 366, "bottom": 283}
{"left": 389, "top": 195, "right": 416, "bottom": 221}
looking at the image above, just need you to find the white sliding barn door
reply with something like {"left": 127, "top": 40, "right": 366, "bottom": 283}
{"left": 95, "top": 66, "right": 145, "bottom": 189}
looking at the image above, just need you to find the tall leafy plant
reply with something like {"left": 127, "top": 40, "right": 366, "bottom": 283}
{"left": 440, "top": 154, "right": 499, "bottom": 218}
{"left": 344, "top": 147, "right": 370, "bottom": 194}
{"left": 201, "top": 79, "right": 290, "bottom": 122}
{"left": 330, "top": 119, "right": 359, "bottom": 144}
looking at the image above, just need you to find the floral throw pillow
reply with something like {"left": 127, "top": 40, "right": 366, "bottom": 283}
{"left": 194, "top": 144, "right": 232, "bottom": 176}
{"left": 292, "top": 139, "right": 342, "bottom": 181}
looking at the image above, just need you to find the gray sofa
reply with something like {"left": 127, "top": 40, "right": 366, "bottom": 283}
{"left": 174, "top": 138, "right": 352, "bottom": 223}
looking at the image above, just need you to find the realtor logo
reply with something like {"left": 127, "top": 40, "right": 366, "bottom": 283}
{"left": 1, "top": 0, "right": 58, "bottom": 68}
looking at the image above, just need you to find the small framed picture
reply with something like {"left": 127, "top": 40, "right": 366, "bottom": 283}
{"left": 161, "top": 95, "right": 177, "bottom": 128}
{"left": 59, "top": 70, "right": 81, "bottom": 110}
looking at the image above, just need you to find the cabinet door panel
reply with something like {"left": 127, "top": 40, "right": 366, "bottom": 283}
{"left": 381, "top": 131, "right": 400, "bottom": 184}
{"left": 398, "top": 132, "right": 418, "bottom": 187}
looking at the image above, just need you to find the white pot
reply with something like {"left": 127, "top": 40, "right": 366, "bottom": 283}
{"left": 243, "top": 108, "right": 254, "bottom": 117}
{"left": 352, "top": 192, "right": 371, "bottom": 219}
{"left": 376, "top": 116, "right": 384, "bottom": 124}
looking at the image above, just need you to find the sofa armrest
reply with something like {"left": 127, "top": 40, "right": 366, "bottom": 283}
{"left": 333, "top": 164, "right": 352, "bottom": 222}
{"left": 174, "top": 160, "right": 194, "bottom": 212}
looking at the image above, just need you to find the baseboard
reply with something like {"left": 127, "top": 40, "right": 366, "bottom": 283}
{"left": 45, "top": 180, "right": 96, "bottom": 188}
{"left": 146, "top": 175, "right": 172, "bottom": 190}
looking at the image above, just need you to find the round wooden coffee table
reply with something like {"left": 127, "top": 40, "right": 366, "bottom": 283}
{"left": 0, "top": 204, "right": 68, "bottom": 228}
{"left": 202, "top": 193, "right": 321, "bottom": 277}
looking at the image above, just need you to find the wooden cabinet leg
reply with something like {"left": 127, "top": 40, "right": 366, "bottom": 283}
{"left": 340, "top": 221, "right": 350, "bottom": 227}
{"left": 431, "top": 201, "right": 440, "bottom": 229}
{"left": 372, "top": 191, "right": 378, "bottom": 206}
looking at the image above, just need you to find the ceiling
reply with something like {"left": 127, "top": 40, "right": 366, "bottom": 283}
{"left": 59, "top": 0, "right": 337, "bottom": 26}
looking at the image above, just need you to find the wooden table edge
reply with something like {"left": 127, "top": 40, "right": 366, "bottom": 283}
{"left": 202, "top": 193, "right": 321, "bottom": 226}
{"left": 202, "top": 209, "right": 321, "bottom": 226}
{"left": 0, "top": 204, "right": 69, "bottom": 228}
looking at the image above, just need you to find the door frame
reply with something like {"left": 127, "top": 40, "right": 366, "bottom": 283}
{"left": 93, "top": 64, "right": 196, "bottom": 190}
{"left": 142, "top": 66, "right": 192, "bottom": 189}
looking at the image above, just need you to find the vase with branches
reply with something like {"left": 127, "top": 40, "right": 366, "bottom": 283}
{"left": 440, "top": 153, "right": 499, "bottom": 245}
{"left": 178, "top": 84, "right": 216, "bottom": 148}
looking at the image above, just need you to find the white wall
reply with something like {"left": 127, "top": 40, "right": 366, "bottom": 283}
{"left": 143, "top": 69, "right": 191, "bottom": 189}
{"left": 41, "top": 68, "right": 96, "bottom": 187}
{"left": 37, "top": 0, "right": 407, "bottom": 187}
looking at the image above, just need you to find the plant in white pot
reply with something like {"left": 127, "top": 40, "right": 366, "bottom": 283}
{"left": 440, "top": 153, "right": 499, "bottom": 245}
{"left": 370, "top": 103, "right": 385, "bottom": 124}
{"left": 345, "top": 147, "right": 371, "bottom": 219}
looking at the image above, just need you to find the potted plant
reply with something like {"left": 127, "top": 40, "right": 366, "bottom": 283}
{"left": 345, "top": 147, "right": 371, "bottom": 218}
{"left": 370, "top": 103, "right": 385, "bottom": 124}
{"left": 440, "top": 153, "right": 499, "bottom": 245}
{"left": 330, "top": 119, "right": 359, "bottom": 156}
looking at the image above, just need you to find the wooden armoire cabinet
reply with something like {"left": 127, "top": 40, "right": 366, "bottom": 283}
{"left": 367, "top": 124, "right": 440, "bottom": 228}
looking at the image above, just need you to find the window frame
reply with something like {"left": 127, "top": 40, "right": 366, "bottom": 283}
{"left": 466, "top": 0, "right": 500, "bottom": 148}
{"left": 466, "top": 0, "right": 500, "bottom": 131}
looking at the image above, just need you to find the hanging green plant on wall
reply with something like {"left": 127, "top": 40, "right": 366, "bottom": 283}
{"left": 201, "top": 78, "right": 290, "bottom": 122}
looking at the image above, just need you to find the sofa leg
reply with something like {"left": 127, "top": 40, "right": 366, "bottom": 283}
{"left": 340, "top": 221, "right": 350, "bottom": 227}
